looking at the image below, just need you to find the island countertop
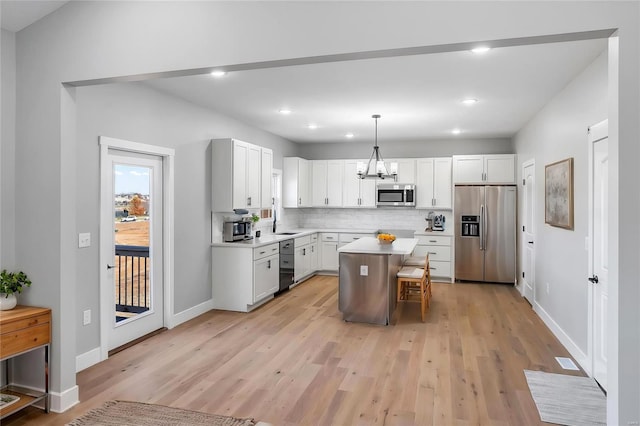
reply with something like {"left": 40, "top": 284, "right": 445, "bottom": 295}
{"left": 337, "top": 237, "right": 418, "bottom": 255}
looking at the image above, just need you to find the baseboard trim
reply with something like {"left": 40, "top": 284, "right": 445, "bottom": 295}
{"left": 534, "top": 301, "right": 591, "bottom": 375}
{"left": 170, "top": 299, "right": 214, "bottom": 328}
{"left": 50, "top": 384, "right": 80, "bottom": 413}
{"left": 76, "top": 347, "right": 102, "bottom": 372}
{"left": 12, "top": 383, "right": 79, "bottom": 413}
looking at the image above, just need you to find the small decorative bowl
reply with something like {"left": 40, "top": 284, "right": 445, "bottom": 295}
{"left": 377, "top": 234, "right": 396, "bottom": 245}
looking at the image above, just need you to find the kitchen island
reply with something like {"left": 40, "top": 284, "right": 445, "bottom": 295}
{"left": 337, "top": 237, "right": 418, "bottom": 325}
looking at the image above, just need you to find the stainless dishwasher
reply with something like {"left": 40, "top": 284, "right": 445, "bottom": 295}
{"left": 278, "top": 239, "right": 294, "bottom": 293}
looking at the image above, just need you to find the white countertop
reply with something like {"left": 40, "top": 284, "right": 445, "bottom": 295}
{"left": 337, "top": 237, "right": 418, "bottom": 255}
{"left": 414, "top": 229, "right": 453, "bottom": 237}
{"left": 211, "top": 228, "right": 378, "bottom": 248}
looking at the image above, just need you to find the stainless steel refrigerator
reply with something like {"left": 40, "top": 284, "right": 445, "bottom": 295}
{"left": 455, "top": 185, "right": 516, "bottom": 283}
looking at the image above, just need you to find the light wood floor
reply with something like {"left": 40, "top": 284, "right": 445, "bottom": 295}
{"left": 5, "top": 276, "right": 584, "bottom": 425}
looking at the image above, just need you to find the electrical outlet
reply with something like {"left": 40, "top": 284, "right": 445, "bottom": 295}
{"left": 546, "top": 282, "right": 550, "bottom": 294}
{"left": 79, "top": 232, "right": 91, "bottom": 248}
{"left": 83, "top": 309, "right": 91, "bottom": 325}
{"left": 360, "top": 265, "right": 368, "bottom": 276}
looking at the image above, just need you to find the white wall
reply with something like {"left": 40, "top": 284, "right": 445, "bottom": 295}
{"left": 1, "top": 29, "right": 16, "bottom": 269}
{"left": 74, "top": 82, "right": 297, "bottom": 354}
{"left": 7, "top": 1, "right": 639, "bottom": 421}
{"left": 299, "top": 138, "right": 512, "bottom": 160}
{"left": 514, "top": 51, "right": 608, "bottom": 365}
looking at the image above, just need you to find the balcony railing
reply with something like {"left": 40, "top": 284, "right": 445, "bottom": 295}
{"left": 115, "top": 245, "right": 150, "bottom": 322}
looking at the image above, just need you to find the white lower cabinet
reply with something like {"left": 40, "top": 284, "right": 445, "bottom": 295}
{"left": 309, "top": 234, "right": 319, "bottom": 272}
{"left": 294, "top": 235, "right": 314, "bottom": 283}
{"left": 319, "top": 233, "right": 339, "bottom": 271}
{"left": 212, "top": 243, "right": 279, "bottom": 312}
{"left": 412, "top": 234, "right": 453, "bottom": 282}
{"left": 253, "top": 253, "right": 279, "bottom": 302}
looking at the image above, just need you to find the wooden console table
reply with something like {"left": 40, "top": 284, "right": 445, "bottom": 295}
{"left": 0, "top": 305, "right": 50, "bottom": 419}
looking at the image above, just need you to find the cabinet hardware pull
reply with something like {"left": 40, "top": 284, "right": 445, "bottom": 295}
{"left": 429, "top": 240, "right": 437, "bottom": 243}
{"left": 267, "top": 260, "right": 271, "bottom": 268}
{"left": 259, "top": 251, "right": 265, "bottom": 255}
{"left": 299, "top": 197, "right": 301, "bottom": 205}
{"left": 247, "top": 197, "right": 252, "bottom": 206}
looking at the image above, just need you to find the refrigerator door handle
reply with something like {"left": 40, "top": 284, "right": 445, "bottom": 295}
{"left": 479, "top": 204, "right": 485, "bottom": 250}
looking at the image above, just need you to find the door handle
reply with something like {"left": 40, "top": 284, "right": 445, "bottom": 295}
{"left": 107, "top": 264, "right": 115, "bottom": 270}
{"left": 479, "top": 204, "right": 485, "bottom": 250}
{"left": 588, "top": 275, "right": 599, "bottom": 284}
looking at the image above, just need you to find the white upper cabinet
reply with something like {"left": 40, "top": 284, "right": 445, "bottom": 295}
{"left": 311, "top": 160, "right": 344, "bottom": 207}
{"left": 211, "top": 138, "right": 265, "bottom": 212}
{"left": 385, "top": 158, "right": 416, "bottom": 184}
{"left": 416, "top": 157, "right": 452, "bottom": 209}
{"left": 484, "top": 154, "right": 516, "bottom": 184}
{"left": 260, "top": 148, "right": 273, "bottom": 209}
{"left": 246, "top": 144, "right": 261, "bottom": 208}
{"left": 283, "top": 157, "right": 311, "bottom": 208}
{"left": 343, "top": 160, "right": 376, "bottom": 207}
{"left": 452, "top": 154, "right": 516, "bottom": 184}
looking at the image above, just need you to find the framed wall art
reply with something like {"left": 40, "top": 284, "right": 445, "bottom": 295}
{"left": 545, "top": 157, "right": 574, "bottom": 229}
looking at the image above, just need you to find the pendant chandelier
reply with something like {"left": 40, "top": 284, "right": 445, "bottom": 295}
{"left": 356, "top": 114, "right": 398, "bottom": 180}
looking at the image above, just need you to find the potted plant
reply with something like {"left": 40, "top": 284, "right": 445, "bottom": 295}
{"left": 0, "top": 269, "right": 32, "bottom": 310}
{"left": 250, "top": 213, "right": 260, "bottom": 236}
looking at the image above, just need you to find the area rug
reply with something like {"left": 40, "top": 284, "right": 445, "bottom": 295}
{"left": 66, "top": 400, "right": 256, "bottom": 426}
{"left": 524, "top": 370, "right": 606, "bottom": 426}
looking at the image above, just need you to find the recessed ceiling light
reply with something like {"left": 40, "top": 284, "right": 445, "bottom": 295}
{"left": 210, "top": 70, "right": 227, "bottom": 77}
{"left": 462, "top": 98, "right": 478, "bottom": 105}
{"left": 345, "top": 133, "right": 354, "bottom": 138}
{"left": 471, "top": 46, "right": 491, "bottom": 54}
{"left": 308, "top": 124, "right": 318, "bottom": 130}
{"left": 452, "top": 128, "right": 462, "bottom": 135}
{"left": 279, "top": 109, "right": 292, "bottom": 115}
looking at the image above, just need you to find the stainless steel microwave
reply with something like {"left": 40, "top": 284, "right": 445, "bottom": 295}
{"left": 376, "top": 184, "right": 416, "bottom": 207}
{"left": 223, "top": 220, "right": 253, "bottom": 242}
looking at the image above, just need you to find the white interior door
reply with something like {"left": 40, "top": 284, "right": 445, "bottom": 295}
{"left": 521, "top": 160, "right": 535, "bottom": 303}
{"left": 589, "top": 120, "right": 608, "bottom": 390}
{"left": 104, "top": 149, "right": 164, "bottom": 351}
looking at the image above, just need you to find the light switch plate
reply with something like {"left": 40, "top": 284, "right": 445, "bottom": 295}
{"left": 360, "top": 265, "right": 368, "bottom": 276}
{"left": 79, "top": 232, "right": 91, "bottom": 248}
{"left": 83, "top": 309, "right": 91, "bottom": 325}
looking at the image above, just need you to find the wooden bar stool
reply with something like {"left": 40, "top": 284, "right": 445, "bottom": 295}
{"left": 396, "top": 254, "right": 432, "bottom": 321}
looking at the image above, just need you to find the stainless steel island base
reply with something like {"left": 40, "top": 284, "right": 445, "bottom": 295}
{"left": 337, "top": 237, "right": 418, "bottom": 325}
{"left": 338, "top": 252, "right": 403, "bottom": 325}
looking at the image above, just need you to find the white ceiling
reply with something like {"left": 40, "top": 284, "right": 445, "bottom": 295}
{"left": 1, "top": 1, "right": 607, "bottom": 145}
{"left": 144, "top": 38, "right": 607, "bottom": 144}
{"left": 0, "top": 1, "right": 68, "bottom": 32}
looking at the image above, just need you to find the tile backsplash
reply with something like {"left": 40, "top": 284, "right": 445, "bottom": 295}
{"left": 280, "top": 208, "right": 453, "bottom": 233}
{"left": 213, "top": 208, "right": 453, "bottom": 239}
